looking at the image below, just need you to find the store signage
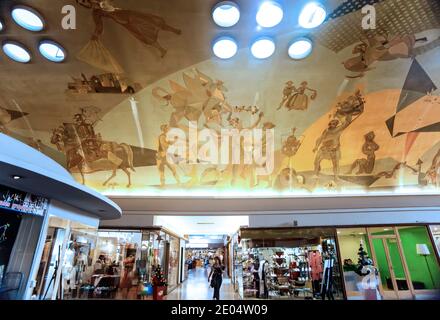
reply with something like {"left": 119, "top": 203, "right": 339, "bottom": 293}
{"left": 0, "top": 185, "right": 49, "bottom": 217}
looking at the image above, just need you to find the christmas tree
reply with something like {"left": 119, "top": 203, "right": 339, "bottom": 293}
{"left": 152, "top": 265, "right": 167, "bottom": 287}
{"left": 355, "top": 242, "right": 373, "bottom": 276}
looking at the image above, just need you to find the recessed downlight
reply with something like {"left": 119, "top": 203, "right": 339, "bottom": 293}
{"left": 11, "top": 6, "right": 44, "bottom": 32}
{"left": 12, "top": 175, "right": 22, "bottom": 180}
{"left": 2, "top": 42, "right": 32, "bottom": 63}
{"left": 256, "top": 1, "right": 284, "bottom": 28}
{"left": 212, "top": 36, "right": 238, "bottom": 59}
{"left": 212, "top": 1, "right": 240, "bottom": 28}
{"left": 39, "top": 40, "right": 66, "bottom": 63}
{"left": 298, "top": 2, "right": 327, "bottom": 29}
{"left": 288, "top": 38, "right": 313, "bottom": 60}
{"left": 0, "top": 19, "right": 4, "bottom": 32}
{"left": 251, "top": 37, "right": 276, "bottom": 59}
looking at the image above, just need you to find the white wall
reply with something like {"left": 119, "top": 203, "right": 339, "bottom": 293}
{"left": 338, "top": 234, "right": 366, "bottom": 263}
{"left": 249, "top": 210, "right": 440, "bottom": 228}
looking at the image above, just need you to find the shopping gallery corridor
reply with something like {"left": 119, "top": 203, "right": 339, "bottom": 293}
{"left": 0, "top": 0, "right": 440, "bottom": 309}
{"left": 167, "top": 265, "right": 237, "bottom": 300}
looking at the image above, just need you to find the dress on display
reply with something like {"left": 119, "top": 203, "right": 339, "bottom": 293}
{"left": 308, "top": 251, "right": 323, "bottom": 281}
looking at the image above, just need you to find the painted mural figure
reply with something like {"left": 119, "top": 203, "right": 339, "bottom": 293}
{"left": 157, "top": 124, "right": 181, "bottom": 188}
{"left": 77, "top": 0, "right": 181, "bottom": 57}
{"left": 277, "top": 81, "right": 317, "bottom": 111}
{"left": 313, "top": 114, "right": 354, "bottom": 179}
{"left": 347, "top": 131, "right": 379, "bottom": 175}
{"left": 50, "top": 108, "right": 135, "bottom": 187}
{"left": 343, "top": 33, "right": 428, "bottom": 78}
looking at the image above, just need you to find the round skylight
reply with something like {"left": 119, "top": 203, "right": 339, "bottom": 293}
{"left": 212, "top": 37, "right": 238, "bottom": 59}
{"left": 251, "top": 38, "right": 276, "bottom": 59}
{"left": 256, "top": 1, "right": 284, "bottom": 28}
{"left": 11, "top": 6, "right": 44, "bottom": 32}
{"left": 288, "top": 38, "right": 313, "bottom": 60}
{"left": 212, "top": 1, "right": 240, "bottom": 28}
{"left": 3, "top": 42, "right": 32, "bottom": 63}
{"left": 39, "top": 41, "right": 66, "bottom": 63}
{"left": 298, "top": 2, "right": 327, "bottom": 29}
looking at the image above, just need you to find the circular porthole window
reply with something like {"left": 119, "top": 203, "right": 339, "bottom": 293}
{"left": 39, "top": 40, "right": 66, "bottom": 63}
{"left": 212, "top": 1, "right": 240, "bottom": 28}
{"left": 256, "top": 1, "right": 284, "bottom": 28}
{"left": 212, "top": 36, "right": 238, "bottom": 59}
{"left": 2, "top": 41, "right": 32, "bottom": 63}
{"left": 288, "top": 38, "right": 313, "bottom": 60}
{"left": 251, "top": 37, "right": 276, "bottom": 59}
{"left": 11, "top": 6, "right": 45, "bottom": 32}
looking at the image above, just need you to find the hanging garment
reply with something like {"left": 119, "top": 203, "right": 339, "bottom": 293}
{"left": 308, "top": 251, "right": 323, "bottom": 281}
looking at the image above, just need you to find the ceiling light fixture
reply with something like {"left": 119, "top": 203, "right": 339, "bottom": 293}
{"left": 256, "top": 1, "right": 283, "bottom": 28}
{"left": 298, "top": 2, "right": 327, "bottom": 29}
{"left": 251, "top": 37, "right": 276, "bottom": 59}
{"left": 212, "top": 1, "right": 240, "bottom": 28}
{"left": 12, "top": 175, "right": 22, "bottom": 180}
{"left": 11, "top": 6, "right": 45, "bottom": 32}
{"left": 0, "top": 19, "right": 4, "bottom": 32}
{"left": 2, "top": 41, "right": 32, "bottom": 63}
{"left": 39, "top": 40, "right": 66, "bottom": 63}
{"left": 212, "top": 36, "right": 238, "bottom": 59}
{"left": 288, "top": 37, "right": 313, "bottom": 60}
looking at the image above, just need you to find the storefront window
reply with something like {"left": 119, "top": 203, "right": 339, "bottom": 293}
{"left": 429, "top": 225, "right": 440, "bottom": 256}
{"left": 61, "top": 222, "right": 98, "bottom": 299}
{"left": 337, "top": 228, "right": 380, "bottom": 300}
{"left": 396, "top": 226, "right": 440, "bottom": 291}
{"left": 167, "top": 235, "right": 180, "bottom": 291}
{"left": 237, "top": 228, "right": 343, "bottom": 300}
{"left": 0, "top": 209, "right": 22, "bottom": 286}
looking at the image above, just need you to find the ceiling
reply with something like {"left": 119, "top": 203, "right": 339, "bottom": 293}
{"left": 154, "top": 215, "right": 249, "bottom": 236}
{"left": 1, "top": 0, "right": 440, "bottom": 199}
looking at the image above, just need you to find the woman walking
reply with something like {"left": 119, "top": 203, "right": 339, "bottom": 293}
{"left": 208, "top": 257, "right": 224, "bottom": 300}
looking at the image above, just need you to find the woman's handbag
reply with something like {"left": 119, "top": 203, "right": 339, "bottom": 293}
{"left": 210, "top": 276, "right": 218, "bottom": 288}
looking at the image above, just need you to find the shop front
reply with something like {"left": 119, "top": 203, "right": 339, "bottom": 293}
{"left": 235, "top": 227, "right": 344, "bottom": 300}
{"left": 234, "top": 225, "right": 440, "bottom": 301}
{"left": 56, "top": 227, "right": 185, "bottom": 300}
{"left": 0, "top": 185, "right": 49, "bottom": 300}
{"left": 337, "top": 225, "right": 440, "bottom": 300}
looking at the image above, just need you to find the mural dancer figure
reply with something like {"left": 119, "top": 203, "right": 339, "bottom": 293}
{"left": 50, "top": 107, "right": 135, "bottom": 187}
{"left": 347, "top": 131, "right": 379, "bottom": 175}
{"left": 157, "top": 124, "right": 181, "bottom": 188}
{"left": 277, "top": 81, "right": 317, "bottom": 111}
{"left": 76, "top": 0, "right": 182, "bottom": 72}
{"left": 313, "top": 114, "right": 354, "bottom": 179}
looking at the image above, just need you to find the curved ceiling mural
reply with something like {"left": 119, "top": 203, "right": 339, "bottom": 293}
{"left": 0, "top": 0, "right": 440, "bottom": 197}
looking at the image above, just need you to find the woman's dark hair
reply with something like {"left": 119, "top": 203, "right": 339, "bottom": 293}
{"left": 214, "top": 257, "right": 221, "bottom": 264}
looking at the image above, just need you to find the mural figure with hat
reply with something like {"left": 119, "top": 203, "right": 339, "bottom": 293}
{"left": 277, "top": 81, "right": 317, "bottom": 111}
{"left": 347, "top": 131, "right": 379, "bottom": 175}
{"left": 50, "top": 107, "right": 135, "bottom": 187}
{"left": 157, "top": 124, "right": 181, "bottom": 188}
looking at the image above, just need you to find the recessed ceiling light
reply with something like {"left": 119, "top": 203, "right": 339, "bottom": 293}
{"left": 2, "top": 42, "right": 32, "bottom": 63}
{"left": 251, "top": 37, "right": 276, "bottom": 59}
{"left": 39, "top": 40, "right": 66, "bottom": 63}
{"left": 256, "top": 1, "right": 283, "bottom": 28}
{"left": 11, "top": 6, "right": 44, "bottom": 32}
{"left": 288, "top": 38, "right": 313, "bottom": 60}
{"left": 212, "top": 1, "right": 240, "bottom": 28}
{"left": 12, "top": 175, "right": 22, "bottom": 180}
{"left": 0, "top": 20, "right": 4, "bottom": 32}
{"left": 383, "top": 228, "right": 390, "bottom": 231}
{"left": 299, "top": 2, "right": 327, "bottom": 29}
{"left": 212, "top": 36, "right": 238, "bottom": 59}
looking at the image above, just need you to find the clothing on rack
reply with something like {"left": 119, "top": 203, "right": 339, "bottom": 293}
{"left": 308, "top": 251, "right": 323, "bottom": 281}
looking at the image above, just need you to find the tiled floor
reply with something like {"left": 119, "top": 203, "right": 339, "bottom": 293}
{"left": 166, "top": 267, "right": 239, "bottom": 300}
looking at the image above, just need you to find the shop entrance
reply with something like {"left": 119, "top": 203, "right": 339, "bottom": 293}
{"left": 367, "top": 228, "right": 415, "bottom": 300}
